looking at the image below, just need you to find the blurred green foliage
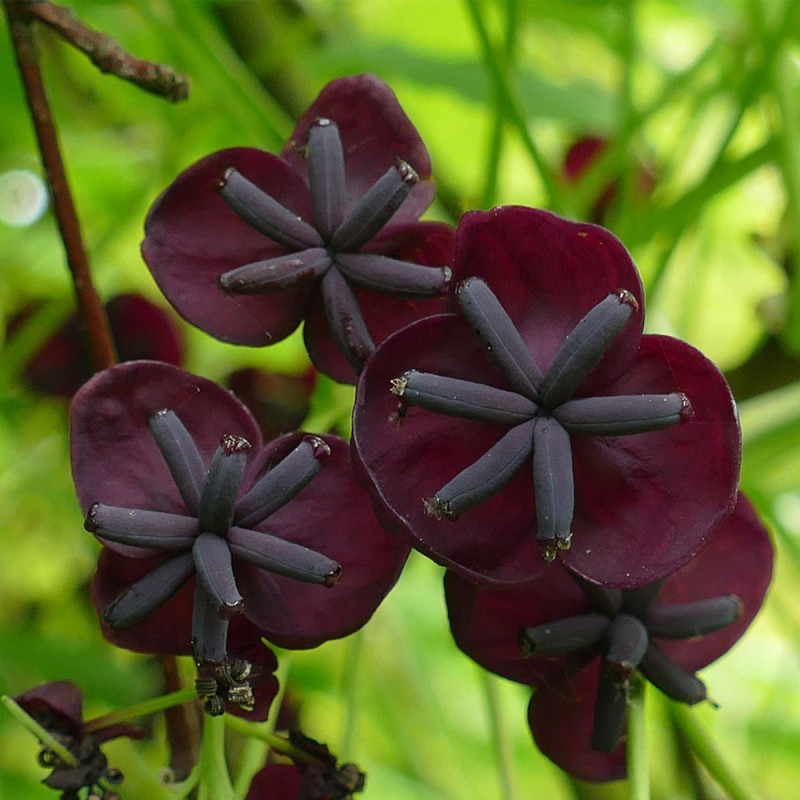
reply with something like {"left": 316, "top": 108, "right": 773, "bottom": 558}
{"left": 1, "top": 0, "right": 800, "bottom": 798}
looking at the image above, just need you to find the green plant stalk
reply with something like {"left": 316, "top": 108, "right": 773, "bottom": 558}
{"left": 224, "top": 715, "right": 313, "bottom": 764}
{"left": 83, "top": 686, "right": 198, "bottom": 734}
{"left": 626, "top": 678, "right": 649, "bottom": 800}
{"left": 198, "top": 713, "right": 237, "bottom": 800}
{"left": 463, "top": 0, "right": 566, "bottom": 214}
{"left": 340, "top": 628, "right": 364, "bottom": 756}
{"left": 481, "top": 670, "right": 519, "bottom": 800}
{"left": 2, "top": 695, "right": 79, "bottom": 767}
{"left": 669, "top": 704, "right": 759, "bottom": 800}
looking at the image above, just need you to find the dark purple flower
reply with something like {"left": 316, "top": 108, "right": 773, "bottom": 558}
{"left": 15, "top": 680, "right": 142, "bottom": 798}
{"left": 352, "top": 206, "right": 741, "bottom": 587}
{"left": 562, "top": 136, "right": 656, "bottom": 225}
{"left": 445, "top": 494, "right": 773, "bottom": 781}
{"left": 13, "top": 294, "right": 184, "bottom": 397}
{"left": 225, "top": 366, "right": 316, "bottom": 441}
{"left": 142, "top": 74, "right": 455, "bottom": 383}
{"left": 70, "top": 361, "right": 408, "bottom": 668}
{"left": 246, "top": 732, "right": 365, "bottom": 800}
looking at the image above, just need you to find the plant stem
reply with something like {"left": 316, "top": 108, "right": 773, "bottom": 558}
{"left": 669, "top": 704, "right": 760, "bottom": 800}
{"left": 626, "top": 678, "right": 649, "bottom": 800}
{"left": 198, "top": 713, "right": 236, "bottom": 800}
{"left": 83, "top": 686, "right": 198, "bottom": 734}
{"left": 3, "top": 0, "right": 117, "bottom": 372}
{"left": 2, "top": 695, "right": 79, "bottom": 766}
{"left": 224, "top": 715, "right": 313, "bottom": 763}
{"left": 481, "top": 670, "right": 519, "bottom": 800}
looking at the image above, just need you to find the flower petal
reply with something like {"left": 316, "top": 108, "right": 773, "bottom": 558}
{"left": 450, "top": 207, "right": 644, "bottom": 393}
{"left": 282, "top": 74, "right": 435, "bottom": 222}
{"left": 71, "top": 361, "right": 263, "bottom": 518}
{"left": 143, "top": 148, "right": 315, "bottom": 346}
{"left": 563, "top": 335, "right": 741, "bottom": 587}
{"left": 527, "top": 663, "right": 627, "bottom": 782}
{"left": 235, "top": 434, "right": 408, "bottom": 648}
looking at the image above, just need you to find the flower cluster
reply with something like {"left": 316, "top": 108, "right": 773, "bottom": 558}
{"left": 14, "top": 73, "right": 772, "bottom": 796}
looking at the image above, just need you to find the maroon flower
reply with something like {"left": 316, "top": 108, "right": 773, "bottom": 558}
{"left": 70, "top": 361, "right": 408, "bottom": 667}
{"left": 445, "top": 494, "right": 773, "bottom": 781}
{"left": 225, "top": 366, "right": 316, "bottom": 440}
{"left": 352, "top": 206, "right": 741, "bottom": 587}
{"left": 13, "top": 294, "right": 184, "bottom": 397}
{"left": 246, "top": 732, "right": 365, "bottom": 799}
{"left": 142, "top": 74, "right": 455, "bottom": 383}
{"left": 15, "top": 680, "right": 142, "bottom": 798}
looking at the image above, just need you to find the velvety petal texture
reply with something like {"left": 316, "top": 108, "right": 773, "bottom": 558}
{"left": 71, "top": 361, "right": 408, "bottom": 659}
{"left": 352, "top": 207, "right": 741, "bottom": 587}
{"left": 445, "top": 494, "right": 773, "bottom": 781}
{"left": 142, "top": 74, "right": 454, "bottom": 382}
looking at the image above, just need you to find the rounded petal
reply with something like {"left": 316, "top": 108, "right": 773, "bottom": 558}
{"left": 71, "top": 361, "right": 263, "bottom": 518}
{"left": 282, "top": 74, "right": 435, "bottom": 223}
{"left": 235, "top": 434, "right": 409, "bottom": 648}
{"left": 353, "top": 313, "right": 546, "bottom": 585}
{"left": 445, "top": 567, "right": 590, "bottom": 686}
{"left": 304, "top": 220, "right": 455, "bottom": 382}
{"left": 15, "top": 681, "right": 84, "bottom": 737}
{"left": 528, "top": 663, "right": 627, "bottom": 782}
{"left": 451, "top": 207, "right": 644, "bottom": 393}
{"left": 143, "top": 148, "right": 314, "bottom": 345}
{"left": 654, "top": 493, "right": 773, "bottom": 671}
{"left": 563, "top": 335, "right": 741, "bottom": 586}
{"left": 246, "top": 764, "right": 303, "bottom": 799}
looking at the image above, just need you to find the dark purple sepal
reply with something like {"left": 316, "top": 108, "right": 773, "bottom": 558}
{"left": 235, "top": 434, "right": 409, "bottom": 649}
{"left": 283, "top": 74, "right": 435, "bottom": 221}
{"left": 143, "top": 148, "right": 316, "bottom": 346}
{"left": 528, "top": 662, "right": 627, "bottom": 782}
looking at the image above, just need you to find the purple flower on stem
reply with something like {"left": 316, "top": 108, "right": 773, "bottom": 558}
{"left": 142, "top": 74, "right": 455, "bottom": 383}
{"left": 14, "top": 680, "right": 142, "bottom": 798}
{"left": 445, "top": 494, "right": 773, "bottom": 781}
{"left": 70, "top": 361, "right": 408, "bottom": 671}
{"left": 13, "top": 294, "right": 184, "bottom": 397}
{"left": 353, "top": 206, "right": 741, "bottom": 587}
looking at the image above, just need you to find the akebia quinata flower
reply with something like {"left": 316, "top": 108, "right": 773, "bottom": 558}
{"left": 70, "top": 361, "right": 408, "bottom": 666}
{"left": 142, "top": 74, "right": 454, "bottom": 383}
{"left": 352, "top": 206, "right": 741, "bottom": 587}
{"left": 445, "top": 494, "right": 773, "bottom": 781}
{"left": 14, "top": 681, "right": 142, "bottom": 797}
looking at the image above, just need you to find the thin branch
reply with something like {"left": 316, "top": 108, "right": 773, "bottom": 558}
{"left": 4, "top": 0, "right": 117, "bottom": 371}
{"left": 12, "top": 0, "right": 189, "bottom": 101}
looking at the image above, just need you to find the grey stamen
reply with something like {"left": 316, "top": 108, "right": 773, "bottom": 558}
{"left": 457, "top": 278, "right": 543, "bottom": 400}
{"left": 218, "top": 169, "right": 323, "bottom": 250}
{"left": 518, "top": 613, "right": 609, "bottom": 657}
{"left": 330, "top": 161, "right": 418, "bottom": 252}
{"left": 236, "top": 437, "right": 331, "bottom": 528}
{"left": 192, "top": 581, "right": 230, "bottom": 665}
{"left": 639, "top": 642, "right": 707, "bottom": 705}
{"left": 643, "top": 595, "right": 743, "bottom": 639}
{"left": 335, "top": 253, "right": 450, "bottom": 297}
{"left": 591, "top": 662, "right": 631, "bottom": 753}
{"left": 308, "top": 119, "right": 347, "bottom": 241}
{"left": 395, "top": 370, "right": 538, "bottom": 425}
{"left": 228, "top": 526, "right": 342, "bottom": 587}
{"left": 540, "top": 291, "right": 638, "bottom": 409}
{"left": 554, "top": 393, "right": 690, "bottom": 436}
{"left": 148, "top": 409, "right": 206, "bottom": 515}
{"left": 218, "top": 248, "right": 331, "bottom": 295}
{"left": 87, "top": 504, "right": 197, "bottom": 550}
{"left": 104, "top": 552, "right": 194, "bottom": 630}
{"left": 192, "top": 532, "right": 244, "bottom": 617}
{"left": 320, "top": 267, "right": 375, "bottom": 370}
{"left": 425, "top": 420, "right": 535, "bottom": 520}
{"left": 604, "top": 614, "right": 649, "bottom": 670}
{"left": 532, "top": 417, "right": 574, "bottom": 546}
{"left": 198, "top": 437, "right": 249, "bottom": 536}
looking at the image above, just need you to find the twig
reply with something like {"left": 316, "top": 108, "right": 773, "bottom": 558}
{"left": 11, "top": 0, "right": 189, "bottom": 101}
{"left": 4, "top": 0, "right": 117, "bottom": 371}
